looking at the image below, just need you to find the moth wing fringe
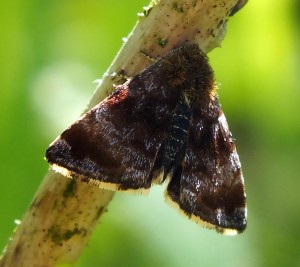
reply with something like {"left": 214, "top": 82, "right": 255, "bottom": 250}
{"left": 50, "top": 164, "right": 150, "bottom": 195}
{"left": 164, "top": 190, "right": 239, "bottom": 236}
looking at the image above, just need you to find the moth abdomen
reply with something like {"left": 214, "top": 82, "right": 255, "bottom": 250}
{"left": 162, "top": 96, "right": 192, "bottom": 176}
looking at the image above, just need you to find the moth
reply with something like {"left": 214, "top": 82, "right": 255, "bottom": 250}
{"left": 46, "top": 43, "right": 247, "bottom": 235}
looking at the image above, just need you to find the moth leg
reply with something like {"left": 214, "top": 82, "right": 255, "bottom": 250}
{"left": 110, "top": 69, "right": 131, "bottom": 84}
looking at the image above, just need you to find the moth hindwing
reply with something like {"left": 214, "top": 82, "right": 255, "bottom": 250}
{"left": 46, "top": 43, "right": 247, "bottom": 234}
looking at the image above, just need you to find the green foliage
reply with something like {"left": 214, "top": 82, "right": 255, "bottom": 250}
{"left": 1, "top": 0, "right": 299, "bottom": 266}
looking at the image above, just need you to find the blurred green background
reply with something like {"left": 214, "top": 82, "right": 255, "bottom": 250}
{"left": 1, "top": 0, "right": 299, "bottom": 266}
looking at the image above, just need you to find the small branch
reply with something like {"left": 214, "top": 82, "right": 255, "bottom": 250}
{"left": 0, "top": 0, "right": 245, "bottom": 266}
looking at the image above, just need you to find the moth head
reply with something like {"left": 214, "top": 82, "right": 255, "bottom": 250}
{"left": 161, "top": 44, "right": 215, "bottom": 92}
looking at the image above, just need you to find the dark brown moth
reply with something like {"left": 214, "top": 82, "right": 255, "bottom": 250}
{"left": 46, "top": 43, "right": 247, "bottom": 235}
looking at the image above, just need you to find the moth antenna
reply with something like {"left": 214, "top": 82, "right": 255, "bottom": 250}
{"left": 139, "top": 50, "right": 159, "bottom": 62}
